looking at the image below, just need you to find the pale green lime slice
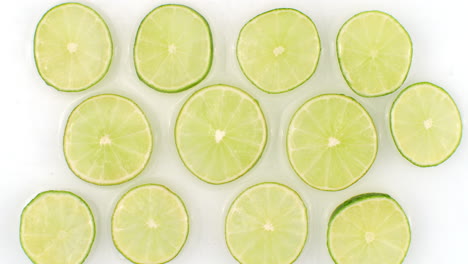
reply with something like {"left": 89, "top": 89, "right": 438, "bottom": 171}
{"left": 328, "top": 193, "right": 411, "bottom": 264}
{"left": 134, "top": 4, "right": 213, "bottom": 92}
{"left": 287, "top": 94, "right": 377, "bottom": 191}
{"left": 20, "top": 191, "right": 95, "bottom": 264}
{"left": 64, "top": 94, "right": 153, "bottom": 185}
{"left": 112, "top": 184, "right": 189, "bottom": 264}
{"left": 390, "top": 82, "right": 462, "bottom": 166}
{"left": 225, "top": 183, "right": 308, "bottom": 264}
{"left": 337, "top": 11, "right": 412, "bottom": 97}
{"left": 237, "top": 8, "right": 321, "bottom": 93}
{"left": 175, "top": 84, "right": 267, "bottom": 184}
{"left": 34, "top": 3, "right": 112, "bottom": 92}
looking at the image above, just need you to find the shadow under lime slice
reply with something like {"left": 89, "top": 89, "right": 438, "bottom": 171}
{"left": 327, "top": 193, "right": 411, "bottom": 264}
{"left": 20, "top": 191, "right": 95, "bottom": 264}
{"left": 64, "top": 94, "right": 153, "bottom": 185}
{"left": 34, "top": 3, "right": 112, "bottom": 92}
{"left": 134, "top": 4, "right": 213, "bottom": 93}
{"left": 112, "top": 184, "right": 189, "bottom": 264}
{"left": 225, "top": 183, "right": 308, "bottom": 264}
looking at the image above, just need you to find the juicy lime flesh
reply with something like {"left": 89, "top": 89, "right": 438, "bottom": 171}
{"left": 337, "top": 11, "right": 412, "bottom": 97}
{"left": 64, "top": 94, "right": 152, "bottom": 185}
{"left": 112, "top": 184, "right": 188, "bottom": 264}
{"left": 328, "top": 194, "right": 411, "bottom": 264}
{"left": 287, "top": 94, "right": 377, "bottom": 191}
{"left": 226, "top": 183, "right": 308, "bottom": 264}
{"left": 237, "top": 9, "right": 320, "bottom": 93}
{"left": 390, "top": 83, "right": 462, "bottom": 166}
{"left": 34, "top": 3, "right": 112, "bottom": 91}
{"left": 20, "top": 191, "right": 95, "bottom": 264}
{"left": 135, "top": 5, "right": 212, "bottom": 92}
{"left": 175, "top": 85, "right": 267, "bottom": 184}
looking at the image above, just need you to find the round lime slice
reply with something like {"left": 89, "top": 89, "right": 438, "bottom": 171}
{"left": 225, "top": 183, "right": 308, "bottom": 264}
{"left": 112, "top": 184, "right": 189, "bottom": 264}
{"left": 34, "top": 3, "right": 113, "bottom": 92}
{"left": 64, "top": 94, "right": 153, "bottom": 185}
{"left": 287, "top": 94, "right": 378, "bottom": 191}
{"left": 175, "top": 84, "right": 267, "bottom": 184}
{"left": 134, "top": 4, "right": 213, "bottom": 92}
{"left": 237, "top": 8, "right": 321, "bottom": 93}
{"left": 390, "top": 82, "right": 462, "bottom": 166}
{"left": 328, "top": 193, "right": 411, "bottom": 264}
{"left": 20, "top": 191, "right": 95, "bottom": 264}
{"left": 337, "top": 11, "right": 412, "bottom": 97}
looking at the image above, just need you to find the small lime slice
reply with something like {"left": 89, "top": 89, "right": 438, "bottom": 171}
{"left": 287, "top": 94, "right": 378, "bottom": 191}
{"left": 225, "top": 183, "right": 308, "bottom": 264}
{"left": 112, "top": 184, "right": 189, "bottom": 264}
{"left": 337, "top": 11, "right": 412, "bottom": 97}
{"left": 390, "top": 82, "right": 462, "bottom": 166}
{"left": 20, "top": 191, "right": 95, "bottom": 264}
{"left": 64, "top": 94, "right": 153, "bottom": 185}
{"left": 328, "top": 193, "right": 411, "bottom": 264}
{"left": 34, "top": 3, "right": 113, "bottom": 92}
{"left": 237, "top": 8, "right": 321, "bottom": 93}
{"left": 134, "top": 4, "right": 213, "bottom": 92}
{"left": 175, "top": 84, "right": 267, "bottom": 184}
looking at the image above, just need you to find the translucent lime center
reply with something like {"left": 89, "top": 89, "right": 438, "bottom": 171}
{"left": 99, "top": 135, "right": 112, "bottom": 145}
{"left": 423, "top": 118, "right": 433, "bottom": 129}
{"left": 214, "top": 129, "right": 226, "bottom": 143}
{"left": 67, "top": 42, "right": 78, "bottom": 53}
{"left": 263, "top": 222, "right": 274, "bottom": 231}
{"left": 168, "top": 44, "right": 177, "bottom": 54}
{"left": 273, "top": 46, "right": 285, "bottom": 56}
{"left": 328, "top": 137, "right": 341, "bottom": 147}
{"left": 365, "top": 231, "right": 375, "bottom": 243}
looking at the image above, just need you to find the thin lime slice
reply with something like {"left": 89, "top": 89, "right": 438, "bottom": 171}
{"left": 64, "top": 94, "right": 153, "bottom": 185}
{"left": 225, "top": 183, "right": 308, "bottom": 264}
{"left": 175, "top": 84, "right": 267, "bottom": 184}
{"left": 390, "top": 82, "right": 462, "bottom": 166}
{"left": 328, "top": 193, "right": 411, "bottom": 264}
{"left": 112, "top": 184, "right": 189, "bottom": 264}
{"left": 237, "top": 8, "right": 321, "bottom": 93}
{"left": 287, "top": 94, "right": 378, "bottom": 191}
{"left": 20, "top": 191, "right": 95, "bottom": 264}
{"left": 337, "top": 11, "right": 412, "bottom": 97}
{"left": 134, "top": 4, "right": 213, "bottom": 93}
{"left": 34, "top": 3, "right": 112, "bottom": 92}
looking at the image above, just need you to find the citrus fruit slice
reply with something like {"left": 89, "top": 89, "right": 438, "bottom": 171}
{"left": 287, "top": 94, "right": 378, "bottom": 191}
{"left": 175, "top": 84, "right": 267, "bottom": 184}
{"left": 237, "top": 8, "right": 321, "bottom": 93}
{"left": 112, "top": 184, "right": 189, "bottom": 264}
{"left": 225, "top": 183, "right": 308, "bottom": 264}
{"left": 63, "top": 94, "right": 153, "bottom": 185}
{"left": 328, "top": 193, "right": 411, "bottom": 264}
{"left": 34, "top": 3, "right": 112, "bottom": 91}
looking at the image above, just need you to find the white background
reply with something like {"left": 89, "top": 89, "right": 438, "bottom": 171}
{"left": 0, "top": 0, "right": 467, "bottom": 263}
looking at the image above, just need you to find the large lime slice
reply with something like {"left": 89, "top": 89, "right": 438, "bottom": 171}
{"left": 112, "top": 184, "right": 189, "bottom": 264}
{"left": 34, "top": 3, "right": 112, "bottom": 92}
{"left": 287, "top": 94, "right": 378, "bottom": 191}
{"left": 237, "top": 8, "right": 321, "bottom": 93}
{"left": 225, "top": 183, "right": 308, "bottom": 264}
{"left": 64, "top": 94, "right": 153, "bottom": 185}
{"left": 20, "top": 191, "right": 95, "bottom": 264}
{"left": 390, "top": 82, "right": 462, "bottom": 166}
{"left": 337, "top": 11, "right": 412, "bottom": 97}
{"left": 328, "top": 193, "right": 411, "bottom": 264}
{"left": 175, "top": 84, "right": 267, "bottom": 184}
{"left": 134, "top": 4, "right": 213, "bottom": 92}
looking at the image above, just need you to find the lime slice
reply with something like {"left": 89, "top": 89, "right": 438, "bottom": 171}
{"left": 327, "top": 193, "right": 411, "bottom": 264}
{"left": 225, "top": 183, "right": 308, "bottom": 264}
{"left": 64, "top": 94, "right": 153, "bottom": 185}
{"left": 175, "top": 84, "right": 267, "bottom": 184}
{"left": 134, "top": 4, "right": 213, "bottom": 93}
{"left": 390, "top": 82, "right": 462, "bottom": 166}
{"left": 34, "top": 3, "right": 112, "bottom": 92}
{"left": 112, "top": 184, "right": 189, "bottom": 264}
{"left": 337, "top": 11, "right": 412, "bottom": 97}
{"left": 237, "top": 8, "right": 321, "bottom": 93}
{"left": 20, "top": 191, "right": 95, "bottom": 264}
{"left": 287, "top": 94, "right": 378, "bottom": 191}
